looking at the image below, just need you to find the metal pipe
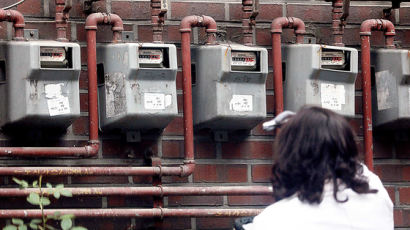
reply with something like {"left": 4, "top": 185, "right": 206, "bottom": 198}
{"left": 242, "top": 0, "right": 258, "bottom": 45}
{"left": 332, "top": 0, "right": 344, "bottom": 46}
{"left": 271, "top": 17, "right": 305, "bottom": 115}
{"left": 0, "top": 9, "right": 25, "bottom": 40}
{"left": 151, "top": 0, "right": 166, "bottom": 43}
{"left": 0, "top": 208, "right": 263, "bottom": 218}
{"left": 55, "top": 0, "right": 71, "bottom": 41}
{"left": 0, "top": 186, "right": 273, "bottom": 197}
{"left": 359, "top": 19, "right": 395, "bottom": 171}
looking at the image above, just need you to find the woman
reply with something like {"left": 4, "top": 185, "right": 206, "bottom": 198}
{"left": 243, "top": 106, "right": 393, "bottom": 230}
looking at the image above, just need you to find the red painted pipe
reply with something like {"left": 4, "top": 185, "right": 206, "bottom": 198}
{"left": 360, "top": 19, "right": 395, "bottom": 171}
{"left": 0, "top": 186, "right": 273, "bottom": 197}
{"left": 271, "top": 17, "right": 305, "bottom": 115}
{"left": 332, "top": 0, "right": 344, "bottom": 46}
{"left": 55, "top": 0, "right": 71, "bottom": 41}
{"left": 0, "top": 9, "right": 25, "bottom": 40}
{"left": 0, "top": 208, "right": 263, "bottom": 218}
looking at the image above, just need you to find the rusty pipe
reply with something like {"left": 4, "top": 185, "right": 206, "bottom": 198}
{"left": 360, "top": 19, "right": 395, "bottom": 171}
{"left": 0, "top": 186, "right": 273, "bottom": 197}
{"left": 0, "top": 208, "right": 263, "bottom": 218}
{"left": 271, "top": 17, "right": 305, "bottom": 116}
{"left": 242, "top": 0, "right": 258, "bottom": 45}
{"left": 151, "top": 0, "right": 166, "bottom": 43}
{"left": 332, "top": 0, "right": 345, "bottom": 46}
{"left": 0, "top": 9, "right": 25, "bottom": 40}
{"left": 55, "top": 0, "right": 71, "bottom": 41}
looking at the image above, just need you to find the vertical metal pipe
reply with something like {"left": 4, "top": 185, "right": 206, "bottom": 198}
{"left": 0, "top": 9, "right": 25, "bottom": 40}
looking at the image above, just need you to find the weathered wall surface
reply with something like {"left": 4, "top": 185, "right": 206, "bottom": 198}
{"left": 0, "top": 0, "right": 409, "bottom": 229}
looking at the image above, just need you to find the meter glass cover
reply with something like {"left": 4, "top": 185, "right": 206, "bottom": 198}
{"left": 138, "top": 49, "right": 163, "bottom": 65}
{"left": 40, "top": 47, "right": 66, "bottom": 63}
{"left": 321, "top": 51, "right": 346, "bottom": 66}
{"left": 231, "top": 51, "right": 257, "bottom": 69}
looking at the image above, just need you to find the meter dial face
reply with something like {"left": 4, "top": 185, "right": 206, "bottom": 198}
{"left": 231, "top": 51, "right": 257, "bottom": 71}
{"left": 138, "top": 49, "right": 164, "bottom": 67}
{"left": 40, "top": 47, "right": 66, "bottom": 63}
{"left": 321, "top": 51, "right": 346, "bottom": 66}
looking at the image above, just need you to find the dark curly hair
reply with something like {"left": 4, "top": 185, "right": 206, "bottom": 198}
{"left": 271, "top": 106, "right": 377, "bottom": 204}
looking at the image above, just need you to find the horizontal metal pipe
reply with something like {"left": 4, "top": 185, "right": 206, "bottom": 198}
{"left": 0, "top": 186, "right": 273, "bottom": 197}
{"left": 0, "top": 208, "right": 263, "bottom": 218}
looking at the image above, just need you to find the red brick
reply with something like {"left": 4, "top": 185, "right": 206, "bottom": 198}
{"left": 399, "top": 187, "right": 410, "bottom": 205}
{"left": 399, "top": 7, "right": 410, "bottom": 25}
{"left": 176, "top": 71, "right": 183, "bottom": 90}
{"left": 266, "top": 72, "right": 273, "bottom": 90}
{"left": 79, "top": 93, "right": 88, "bottom": 112}
{"left": 164, "top": 25, "right": 181, "bottom": 43}
{"left": 373, "top": 138, "right": 394, "bottom": 159}
{"left": 355, "top": 95, "right": 363, "bottom": 115}
{"left": 17, "top": 0, "right": 42, "bottom": 16}
{"left": 71, "top": 175, "right": 129, "bottom": 184}
{"left": 195, "top": 141, "right": 216, "bottom": 159}
{"left": 343, "top": 28, "right": 361, "bottom": 47}
{"left": 286, "top": 4, "right": 332, "bottom": 23}
{"left": 194, "top": 164, "right": 247, "bottom": 183}
{"left": 255, "top": 28, "right": 271, "bottom": 46}
{"left": 385, "top": 186, "right": 395, "bottom": 203}
{"left": 222, "top": 141, "right": 273, "bottom": 159}
{"left": 162, "top": 175, "right": 189, "bottom": 184}
{"left": 229, "top": 3, "right": 242, "bottom": 21}
{"left": 162, "top": 217, "right": 191, "bottom": 230}
{"left": 177, "top": 94, "right": 183, "bottom": 113}
{"left": 111, "top": 1, "right": 150, "bottom": 20}
{"left": 168, "top": 195, "right": 223, "bottom": 206}
{"left": 162, "top": 140, "right": 183, "bottom": 158}
{"left": 252, "top": 164, "right": 272, "bottom": 182}
{"left": 226, "top": 27, "right": 243, "bottom": 44}
{"left": 349, "top": 6, "right": 391, "bottom": 24}
{"left": 251, "top": 121, "right": 275, "bottom": 136}
{"left": 107, "top": 196, "right": 153, "bottom": 208}
{"left": 267, "top": 94, "right": 274, "bottom": 115}
{"left": 163, "top": 117, "right": 184, "bottom": 135}
{"left": 71, "top": 116, "right": 89, "bottom": 135}
{"left": 196, "top": 217, "right": 235, "bottom": 229}
{"left": 79, "top": 70, "right": 89, "bottom": 89}
{"left": 171, "top": 2, "right": 225, "bottom": 21}
{"left": 228, "top": 195, "right": 274, "bottom": 206}
{"left": 394, "top": 209, "right": 410, "bottom": 227}
{"left": 396, "top": 141, "right": 410, "bottom": 159}
{"left": 258, "top": 4, "right": 283, "bottom": 21}
{"left": 138, "top": 25, "right": 153, "bottom": 43}
{"left": 374, "top": 164, "right": 409, "bottom": 182}
{"left": 102, "top": 140, "right": 156, "bottom": 158}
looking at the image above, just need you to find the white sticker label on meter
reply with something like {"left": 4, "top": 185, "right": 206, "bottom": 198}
{"left": 45, "top": 83, "right": 70, "bottom": 116}
{"left": 320, "top": 83, "right": 345, "bottom": 111}
{"left": 144, "top": 93, "right": 168, "bottom": 110}
{"left": 139, "top": 49, "right": 163, "bottom": 65}
{"left": 229, "top": 95, "right": 253, "bottom": 112}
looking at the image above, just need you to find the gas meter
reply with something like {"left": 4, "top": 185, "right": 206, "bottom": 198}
{"left": 96, "top": 43, "right": 178, "bottom": 131}
{"left": 0, "top": 40, "right": 81, "bottom": 129}
{"left": 282, "top": 45, "right": 358, "bottom": 116}
{"left": 371, "top": 49, "right": 410, "bottom": 128}
{"left": 192, "top": 44, "right": 268, "bottom": 130}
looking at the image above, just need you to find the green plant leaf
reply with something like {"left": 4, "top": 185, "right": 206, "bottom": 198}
{"left": 60, "top": 218, "right": 72, "bottom": 230}
{"left": 59, "top": 214, "right": 75, "bottom": 220}
{"left": 12, "top": 218, "right": 24, "bottom": 226}
{"left": 17, "top": 225, "right": 27, "bottom": 230}
{"left": 32, "top": 180, "right": 38, "bottom": 188}
{"left": 28, "top": 223, "right": 38, "bottom": 230}
{"left": 3, "top": 225, "right": 17, "bottom": 230}
{"left": 60, "top": 189, "right": 72, "bottom": 197}
{"left": 46, "top": 183, "right": 52, "bottom": 189}
{"left": 70, "top": 227, "right": 87, "bottom": 230}
{"left": 27, "top": 193, "right": 41, "bottom": 205}
{"left": 53, "top": 191, "right": 60, "bottom": 199}
{"left": 12, "top": 178, "right": 29, "bottom": 188}
{"left": 40, "top": 197, "right": 51, "bottom": 206}
{"left": 44, "top": 225, "right": 56, "bottom": 230}
{"left": 29, "top": 219, "right": 42, "bottom": 225}
{"left": 55, "top": 184, "right": 64, "bottom": 189}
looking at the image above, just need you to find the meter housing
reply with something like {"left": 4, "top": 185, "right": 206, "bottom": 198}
{"left": 282, "top": 44, "right": 358, "bottom": 116}
{"left": 97, "top": 43, "right": 178, "bottom": 131}
{"left": 192, "top": 44, "right": 268, "bottom": 130}
{"left": 0, "top": 41, "right": 81, "bottom": 129}
{"left": 371, "top": 49, "right": 410, "bottom": 128}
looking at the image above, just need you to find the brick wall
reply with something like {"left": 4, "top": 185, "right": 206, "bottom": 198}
{"left": 0, "top": 0, "right": 409, "bottom": 229}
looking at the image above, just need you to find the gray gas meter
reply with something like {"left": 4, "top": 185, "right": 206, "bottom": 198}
{"left": 192, "top": 44, "right": 268, "bottom": 130}
{"left": 0, "top": 41, "right": 81, "bottom": 129}
{"left": 371, "top": 49, "right": 410, "bottom": 128}
{"left": 96, "top": 43, "right": 178, "bottom": 130}
{"left": 283, "top": 45, "right": 358, "bottom": 116}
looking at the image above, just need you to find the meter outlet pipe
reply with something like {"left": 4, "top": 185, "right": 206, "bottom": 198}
{"left": 55, "top": 0, "right": 72, "bottom": 41}
{"left": 0, "top": 9, "right": 25, "bottom": 40}
{"left": 360, "top": 19, "right": 395, "bottom": 171}
{"left": 271, "top": 17, "right": 305, "bottom": 115}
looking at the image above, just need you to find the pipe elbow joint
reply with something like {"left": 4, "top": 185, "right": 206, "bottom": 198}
{"left": 180, "top": 15, "right": 201, "bottom": 32}
{"left": 271, "top": 17, "right": 289, "bottom": 34}
{"left": 180, "top": 160, "right": 195, "bottom": 177}
{"left": 85, "top": 13, "right": 104, "bottom": 30}
{"left": 108, "top": 13, "right": 124, "bottom": 32}
{"left": 360, "top": 19, "right": 377, "bottom": 36}
{"left": 85, "top": 141, "right": 100, "bottom": 157}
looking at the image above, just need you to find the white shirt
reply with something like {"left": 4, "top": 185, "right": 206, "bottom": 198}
{"left": 244, "top": 165, "right": 393, "bottom": 230}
